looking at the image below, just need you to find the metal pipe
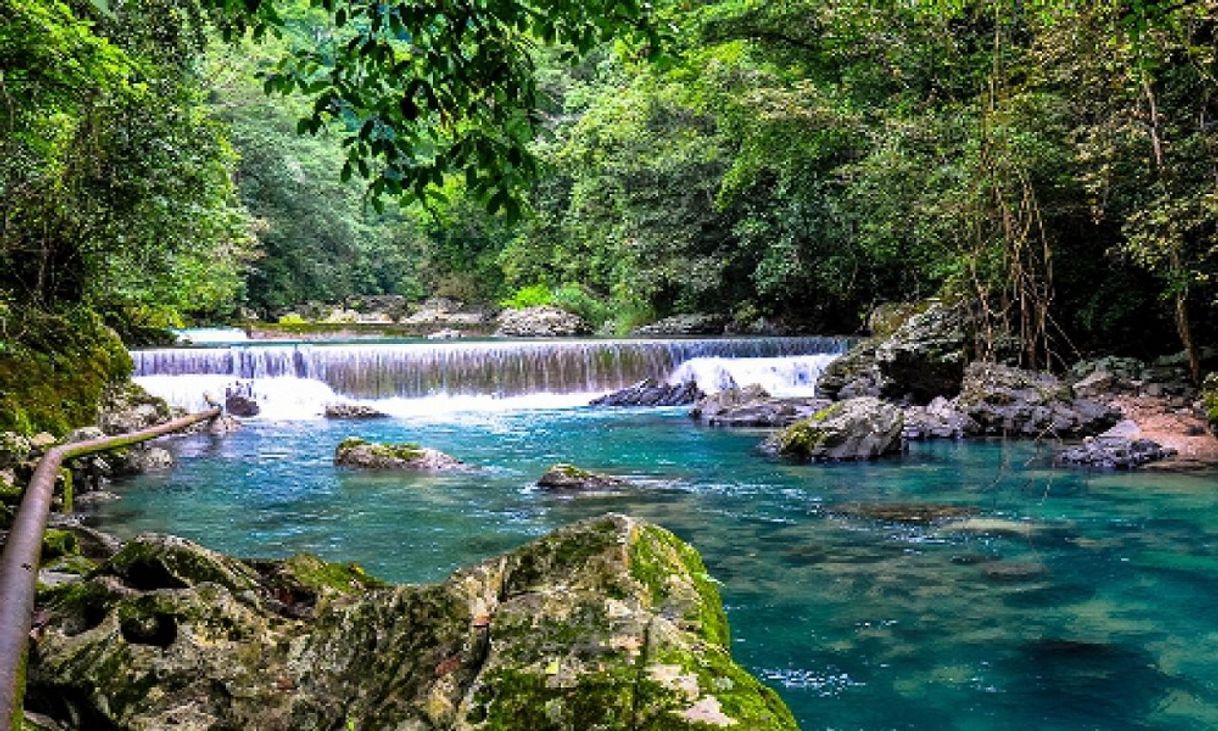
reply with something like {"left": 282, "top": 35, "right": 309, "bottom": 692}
{"left": 0, "top": 406, "right": 221, "bottom": 729}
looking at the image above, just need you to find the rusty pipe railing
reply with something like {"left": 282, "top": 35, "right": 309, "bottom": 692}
{"left": 0, "top": 406, "right": 221, "bottom": 730}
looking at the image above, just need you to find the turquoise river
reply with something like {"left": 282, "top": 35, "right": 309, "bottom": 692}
{"left": 93, "top": 337, "right": 1218, "bottom": 729}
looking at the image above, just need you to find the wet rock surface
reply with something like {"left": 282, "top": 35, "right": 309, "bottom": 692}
{"left": 957, "top": 362, "right": 1120, "bottom": 438}
{"left": 590, "top": 379, "right": 704, "bottom": 407}
{"left": 765, "top": 397, "right": 904, "bottom": 462}
{"left": 334, "top": 437, "right": 471, "bottom": 471}
{"left": 536, "top": 463, "right": 629, "bottom": 490}
{"left": 324, "top": 402, "right": 389, "bottom": 419}
{"left": 496, "top": 305, "right": 591, "bottom": 337}
{"left": 692, "top": 386, "right": 830, "bottom": 427}
{"left": 27, "top": 515, "right": 797, "bottom": 730}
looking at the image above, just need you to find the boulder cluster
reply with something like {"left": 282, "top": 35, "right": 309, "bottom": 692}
{"left": 590, "top": 298, "right": 1212, "bottom": 468}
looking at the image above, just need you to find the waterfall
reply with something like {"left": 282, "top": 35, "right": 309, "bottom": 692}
{"left": 132, "top": 337, "right": 845, "bottom": 417}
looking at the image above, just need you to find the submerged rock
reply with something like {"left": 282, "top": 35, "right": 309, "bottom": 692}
{"left": 536, "top": 463, "right": 629, "bottom": 490}
{"left": 957, "top": 362, "right": 1120, "bottom": 438}
{"left": 692, "top": 386, "right": 830, "bottom": 428}
{"left": 832, "top": 502, "right": 978, "bottom": 524}
{"left": 591, "top": 379, "right": 704, "bottom": 407}
{"left": 496, "top": 305, "right": 591, "bottom": 337}
{"left": 324, "top": 402, "right": 388, "bottom": 419}
{"left": 765, "top": 397, "right": 904, "bottom": 462}
{"left": 334, "top": 437, "right": 470, "bottom": 471}
{"left": 28, "top": 515, "right": 797, "bottom": 730}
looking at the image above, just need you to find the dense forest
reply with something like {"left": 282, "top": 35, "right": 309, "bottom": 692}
{"left": 2, "top": 1, "right": 1215, "bottom": 393}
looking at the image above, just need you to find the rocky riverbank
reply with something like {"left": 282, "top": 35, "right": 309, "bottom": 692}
{"left": 24, "top": 514, "right": 796, "bottom": 730}
{"left": 685, "top": 299, "right": 1218, "bottom": 470}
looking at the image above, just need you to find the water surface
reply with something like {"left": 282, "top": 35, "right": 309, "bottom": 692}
{"left": 92, "top": 408, "right": 1218, "bottom": 729}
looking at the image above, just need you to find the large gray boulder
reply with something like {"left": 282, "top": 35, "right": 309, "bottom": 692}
{"left": 957, "top": 362, "right": 1120, "bottom": 438}
{"left": 765, "top": 397, "right": 905, "bottom": 462}
{"left": 29, "top": 517, "right": 798, "bottom": 730}
{"left": 817, "top": 300, "right": 971, "bottom": 403}
{"left": 496, "top": 306, "right": 590, "bottom": 337}
{"left": 692, "top": 386, "right": 831, "bottom": 427}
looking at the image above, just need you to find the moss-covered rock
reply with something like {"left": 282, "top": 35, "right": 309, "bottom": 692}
{"left": 0, "top": 308, "right": 132, "bottom": 436}
{"left": 28, "top": 515, "right": 796, "bottom": 730}
{"left": 334, "top": 436, "right": 472, "bottom": 471}
{"left": 767, "top": 397, "right": 904, "bottom": 462}
{"left": 536, "top": 463, "right": 628, "bottom": 490}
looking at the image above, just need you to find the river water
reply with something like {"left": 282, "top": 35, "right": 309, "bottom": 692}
{"left": 93, "top": 337, "right": 1218, "bottom": 729}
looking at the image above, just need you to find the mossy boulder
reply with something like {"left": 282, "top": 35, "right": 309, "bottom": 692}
{"left": 334, "top": 436, "right": 471, "bottom": 471}
{"left": 28, "top": 515, "right": 796, "bottom": 730}
{"left": 766, "top": 397, "right": 905, "bottom": 462}
{"left": 536, "top": 463, "right": 629, "bottom": 490}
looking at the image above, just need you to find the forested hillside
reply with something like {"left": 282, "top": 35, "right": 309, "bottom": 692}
{"left": 1, "top": 0, "right": 1215, "bottom": 430}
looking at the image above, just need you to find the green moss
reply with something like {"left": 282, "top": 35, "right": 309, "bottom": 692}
{"left": 280, "top": 553, "right": 385, "bottom": 595}
{"left": 0, "top": 307, "right": 132, "bottom": 436}
{"left": 41, "top": 529, "right": 80, "bottom": 561}
{"left": 336, "top": 436, "right": 424, "bottom": 462}
{"left": 630, "top": 524, "right": 729, "bottom": 648}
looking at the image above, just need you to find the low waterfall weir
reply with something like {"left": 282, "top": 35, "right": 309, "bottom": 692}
{"left": 132, "top": 336, "right": 846, "bottom": 416}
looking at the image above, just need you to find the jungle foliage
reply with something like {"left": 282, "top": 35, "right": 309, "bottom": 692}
{"left": 2, "top": 0, "right": 1215, "bottom": 364}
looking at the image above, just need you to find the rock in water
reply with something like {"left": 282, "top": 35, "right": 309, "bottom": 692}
{"left": 692, "top": 386, "right": 831, "bottom": 427}
{"left": 324, "top": 402, "right": 389, "bottom": 419}
{"left": 957, "top": 362, "right": 1120, "bottom": 438}
{"left": 590, "top": 379, "right": 704, "bottom": 407}
{"left": 496, "top": 305, "right": 591, "bottom": 337}
{"left": 537, "top": 463, "right": 629, "bottom": 490}
{"left": 1057, "top": 421, "right": 1177, "bottom": 469}
{"left": 224, "top": 383, "right": 261, "bottom": 417}
{"left": 29, "top": 516, "right": 797, "bottom": 730}
{"left": 766, "top": 397, "right": 905, "bottom": 462}
{"left": 334, "top": 437, "right": 471, "bottom": 471}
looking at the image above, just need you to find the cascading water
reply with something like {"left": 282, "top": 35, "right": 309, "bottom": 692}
{"left": 133, "top": 337, "right": 845, "bottom": 417}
